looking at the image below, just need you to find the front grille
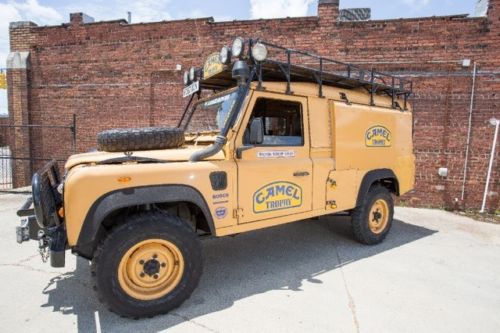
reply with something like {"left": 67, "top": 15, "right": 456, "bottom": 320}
{"left": 32, "top": 160, "right": 62, "bottom": 228}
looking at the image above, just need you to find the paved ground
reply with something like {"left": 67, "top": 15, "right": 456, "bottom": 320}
{"left": 1, "top": 193, "right": 499, "bottom": 333}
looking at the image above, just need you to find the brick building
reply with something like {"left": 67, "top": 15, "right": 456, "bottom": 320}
{"left": 1, "top": 0, "right": 499, "bottom": 211}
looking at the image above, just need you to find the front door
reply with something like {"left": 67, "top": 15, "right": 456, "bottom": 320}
{"left": 235, "top": 92, "right": 312, "bottom": 224}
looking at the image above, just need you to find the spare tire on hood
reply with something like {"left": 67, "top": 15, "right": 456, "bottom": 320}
{"left": 97, "top": 127, "right": 185, "bottom": 152}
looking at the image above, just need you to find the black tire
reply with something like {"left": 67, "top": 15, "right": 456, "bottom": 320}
{"left": 91, "top": 211, "right": 202, "bottom": 318}
{"left": 97, "top": 127, "right": 185, "bottom": 152}
{"left": 351, "top": 185, "right": 394, "bottom": 245}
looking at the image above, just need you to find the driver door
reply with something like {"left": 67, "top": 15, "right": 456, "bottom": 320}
{"left": 235, "top": 92, "right": 312, "bottom": 224}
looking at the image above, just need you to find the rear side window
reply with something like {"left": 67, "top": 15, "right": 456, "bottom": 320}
{"left": 244, "top": 98, "right": 303, "bottom": 146}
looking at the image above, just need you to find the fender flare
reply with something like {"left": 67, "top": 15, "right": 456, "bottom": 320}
{"left": 74, "top": 185, "right": 215, "bottom": 258}
{"left": 355, "top": 169, "right": 399, "bottom": 207}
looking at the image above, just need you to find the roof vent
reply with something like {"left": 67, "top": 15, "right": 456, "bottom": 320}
{"left": 339, "top": 8, "right": 371, "bottom": 21}
{"left": 70, "top": 13, "right": 95, "bottom": 25}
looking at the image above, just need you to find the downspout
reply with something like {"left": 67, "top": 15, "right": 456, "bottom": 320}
{"left": 480, "top": 118, "right": 499, "bottom": 213}
{"left": 460, "top": 62, "right": 477, "bottom": 202}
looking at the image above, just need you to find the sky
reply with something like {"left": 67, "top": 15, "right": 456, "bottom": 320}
{"left": 0, "top": 0, "right": 482, "bottom": 115}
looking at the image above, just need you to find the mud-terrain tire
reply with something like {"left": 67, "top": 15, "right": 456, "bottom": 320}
{"left": 91, "top": 211, "right": 202, "bottom": 318}
{"left": 351, "top": 185, "right": 394, "bottom": 245}
{"left": 97, "top": 127, "right": 185, "bottom": 152}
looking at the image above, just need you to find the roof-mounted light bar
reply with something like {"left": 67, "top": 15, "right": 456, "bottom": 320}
{"left": 231, "top": 37, "right": 244, "bottom": 58}
{"left": 251, "top": 42, "right": 267, "bottom": 62}
{"left": 183, "top": 66, "right": 201, "bottom": 86}
{"left": 219, "top": 46, "right": 231, "bottom": 64}
{"left": 219, "top": 37, "right": 268, "bottom": 65}
{"left": 183, "top": 37, "right": 272, "bottom": 86}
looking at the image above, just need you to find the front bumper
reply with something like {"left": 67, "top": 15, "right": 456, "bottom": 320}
{"left": 16, "top": 215, "right": 40, "bottom": 243}
{"left": 16, "top": 196, "right": 38, "bottom": 243}
{"left": 15, "top": 160, "right": 67, "bottom": 268}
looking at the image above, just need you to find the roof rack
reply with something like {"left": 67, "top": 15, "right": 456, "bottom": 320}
{"left": 200, "top": 38, "right": 413, "bottom": 110}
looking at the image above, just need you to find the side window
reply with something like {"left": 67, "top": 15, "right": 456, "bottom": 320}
{"left": 244, "top": 98, "right": 303, "bottom": 146}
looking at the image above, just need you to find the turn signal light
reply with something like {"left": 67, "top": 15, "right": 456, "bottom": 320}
{"left": 117, "top": 176, "right": 132, "bottom": 183}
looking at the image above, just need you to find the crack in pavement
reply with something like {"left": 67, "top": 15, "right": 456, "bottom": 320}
{"left": 0, "top": 253, "right": 45, "bottom": 266}
{"left": 169, "top": 312, "right": 221, "bottom": 333}
{"left": 332, "top": 242, "right": 361, "bottom": 333}
{"left": 0, "top": 262, "right": 65, "bottom": 275}
{"left": 17, "top": 253, "right": 40, "bottom": 264}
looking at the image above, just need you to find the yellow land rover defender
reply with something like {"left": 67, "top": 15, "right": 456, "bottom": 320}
{"left": 16, "top": 38, "right": 415, "bottom": 318}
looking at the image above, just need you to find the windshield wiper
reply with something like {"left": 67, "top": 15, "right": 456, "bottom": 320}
{"left": 96, "top": 156, "right": 168, "bottom": 165}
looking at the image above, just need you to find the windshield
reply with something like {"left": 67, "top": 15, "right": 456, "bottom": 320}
{"left": 182, "top": 90, "right": 240, "bottom": 134}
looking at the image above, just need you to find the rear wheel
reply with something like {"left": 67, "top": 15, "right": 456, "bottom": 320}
{"left": 351, "top": 185, "right": 394, "bottom": 245}
{"left": 91, "top": 211, "right": 202, "bottom": 318}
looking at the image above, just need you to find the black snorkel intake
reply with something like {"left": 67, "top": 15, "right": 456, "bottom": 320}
{"left": 189, "top": 61, "right": 255, "bottom": 162}
{"left": 232, "top": 60, "right": 250, "bottom": 86}
{"left": 188, "top": 135, "right": 227, "bottom": 162}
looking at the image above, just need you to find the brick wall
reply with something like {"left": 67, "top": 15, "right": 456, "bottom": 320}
{"left": 6, "top": 0, "right": 499, "bottom": 211}
{"left": 0, "top": 117, "right": 8, "bottom": 146}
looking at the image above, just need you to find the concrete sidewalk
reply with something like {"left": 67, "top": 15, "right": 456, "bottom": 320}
{"left": 0, "top": 193, "right": 499, "bottom": 333}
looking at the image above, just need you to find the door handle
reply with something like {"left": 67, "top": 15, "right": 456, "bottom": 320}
{"left": 293, "top": 171, "right": 310, "bottom": 177}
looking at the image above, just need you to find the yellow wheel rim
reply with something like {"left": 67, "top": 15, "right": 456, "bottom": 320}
{"left": 368, "top": 199, "right": 389, "bottom": 234}
{"left": 118, "top": 239, "right": 184, "bottom": 301}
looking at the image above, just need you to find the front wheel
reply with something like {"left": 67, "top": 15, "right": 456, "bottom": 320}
{"left": 351, "top": 185, "right": 394, "bottom": 245}
{"left": 91, "top": 211, "right": 202, "bottom": 318}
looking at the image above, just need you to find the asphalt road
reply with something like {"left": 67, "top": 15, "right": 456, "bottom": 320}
{"left": 1, "top": 193, "right": 499, "bottom": 333}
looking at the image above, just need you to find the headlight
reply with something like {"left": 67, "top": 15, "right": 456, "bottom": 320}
{"left": 57, "top": 183, "right": 64, "bottom": 194}
{"left": 251, "top": 42, "right": 268, "bottom": 62}
{"left": 183, "top": 71, "right": 190, "bottom": 85}
{"left": 232, "top": 37, "right": 244, "bottom": 58}
{"left": 219, "top": 46, "right": 231, "bottom": 64}
{"left": 189, "top": 67, "right": 196, "bottom": 81}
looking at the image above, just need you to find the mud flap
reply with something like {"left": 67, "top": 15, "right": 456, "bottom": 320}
{"left": 48, "top": 225, "right": 67, "bottom": 268}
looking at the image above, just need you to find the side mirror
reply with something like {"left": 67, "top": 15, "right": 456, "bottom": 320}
{"left": 249, "top": 117, "right": 264, "bottom": 145}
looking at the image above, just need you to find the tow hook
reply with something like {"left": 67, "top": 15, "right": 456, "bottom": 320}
{"left": 37, "top": 225, "right": 67, "bottom": 268}
{"left": 38, "top": 230, "right": 50, "bottom": 263}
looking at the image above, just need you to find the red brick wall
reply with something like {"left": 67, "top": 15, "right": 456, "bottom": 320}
{"left": 6, "top": 0, "right": 500, "bottom": 211}
{"left": 0, "top": 117, "right": 8, "bottom": 146}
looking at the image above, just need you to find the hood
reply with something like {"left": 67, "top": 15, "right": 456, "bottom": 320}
{"left": 64, "top": 145, "right": 225, "bottom": 169}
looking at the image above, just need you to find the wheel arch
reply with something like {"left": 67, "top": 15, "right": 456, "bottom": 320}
{"left": 74, "top": 185, "right": 215, "bottom": 259}
{"left": 355, "top": 169, "right": 400, "bottom": 208}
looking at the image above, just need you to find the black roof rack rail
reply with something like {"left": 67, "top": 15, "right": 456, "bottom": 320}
{"left": 200, "top": 38, "right": 413, "bottom": 110}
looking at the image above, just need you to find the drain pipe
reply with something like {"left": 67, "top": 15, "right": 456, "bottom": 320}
{"left": 480, "top": 118, "right": 499, "bottom": 213}
{"left": 461, "top": 61, "right": 477, "bottom": 201}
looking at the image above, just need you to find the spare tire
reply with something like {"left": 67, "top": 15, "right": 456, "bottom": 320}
{"left": 97, "top": 127, "right": 185, "bottom": 152}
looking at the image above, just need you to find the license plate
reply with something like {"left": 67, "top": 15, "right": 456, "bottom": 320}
{"left": 183, "top": 81, "right": 199, "bottom": 98}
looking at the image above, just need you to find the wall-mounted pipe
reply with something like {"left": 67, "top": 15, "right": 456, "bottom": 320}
{"left": 461, "top": 62, "right": 477, "bottom": 201}
{"left": 480, "top": 118, "right": 499, "bottom": 213}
